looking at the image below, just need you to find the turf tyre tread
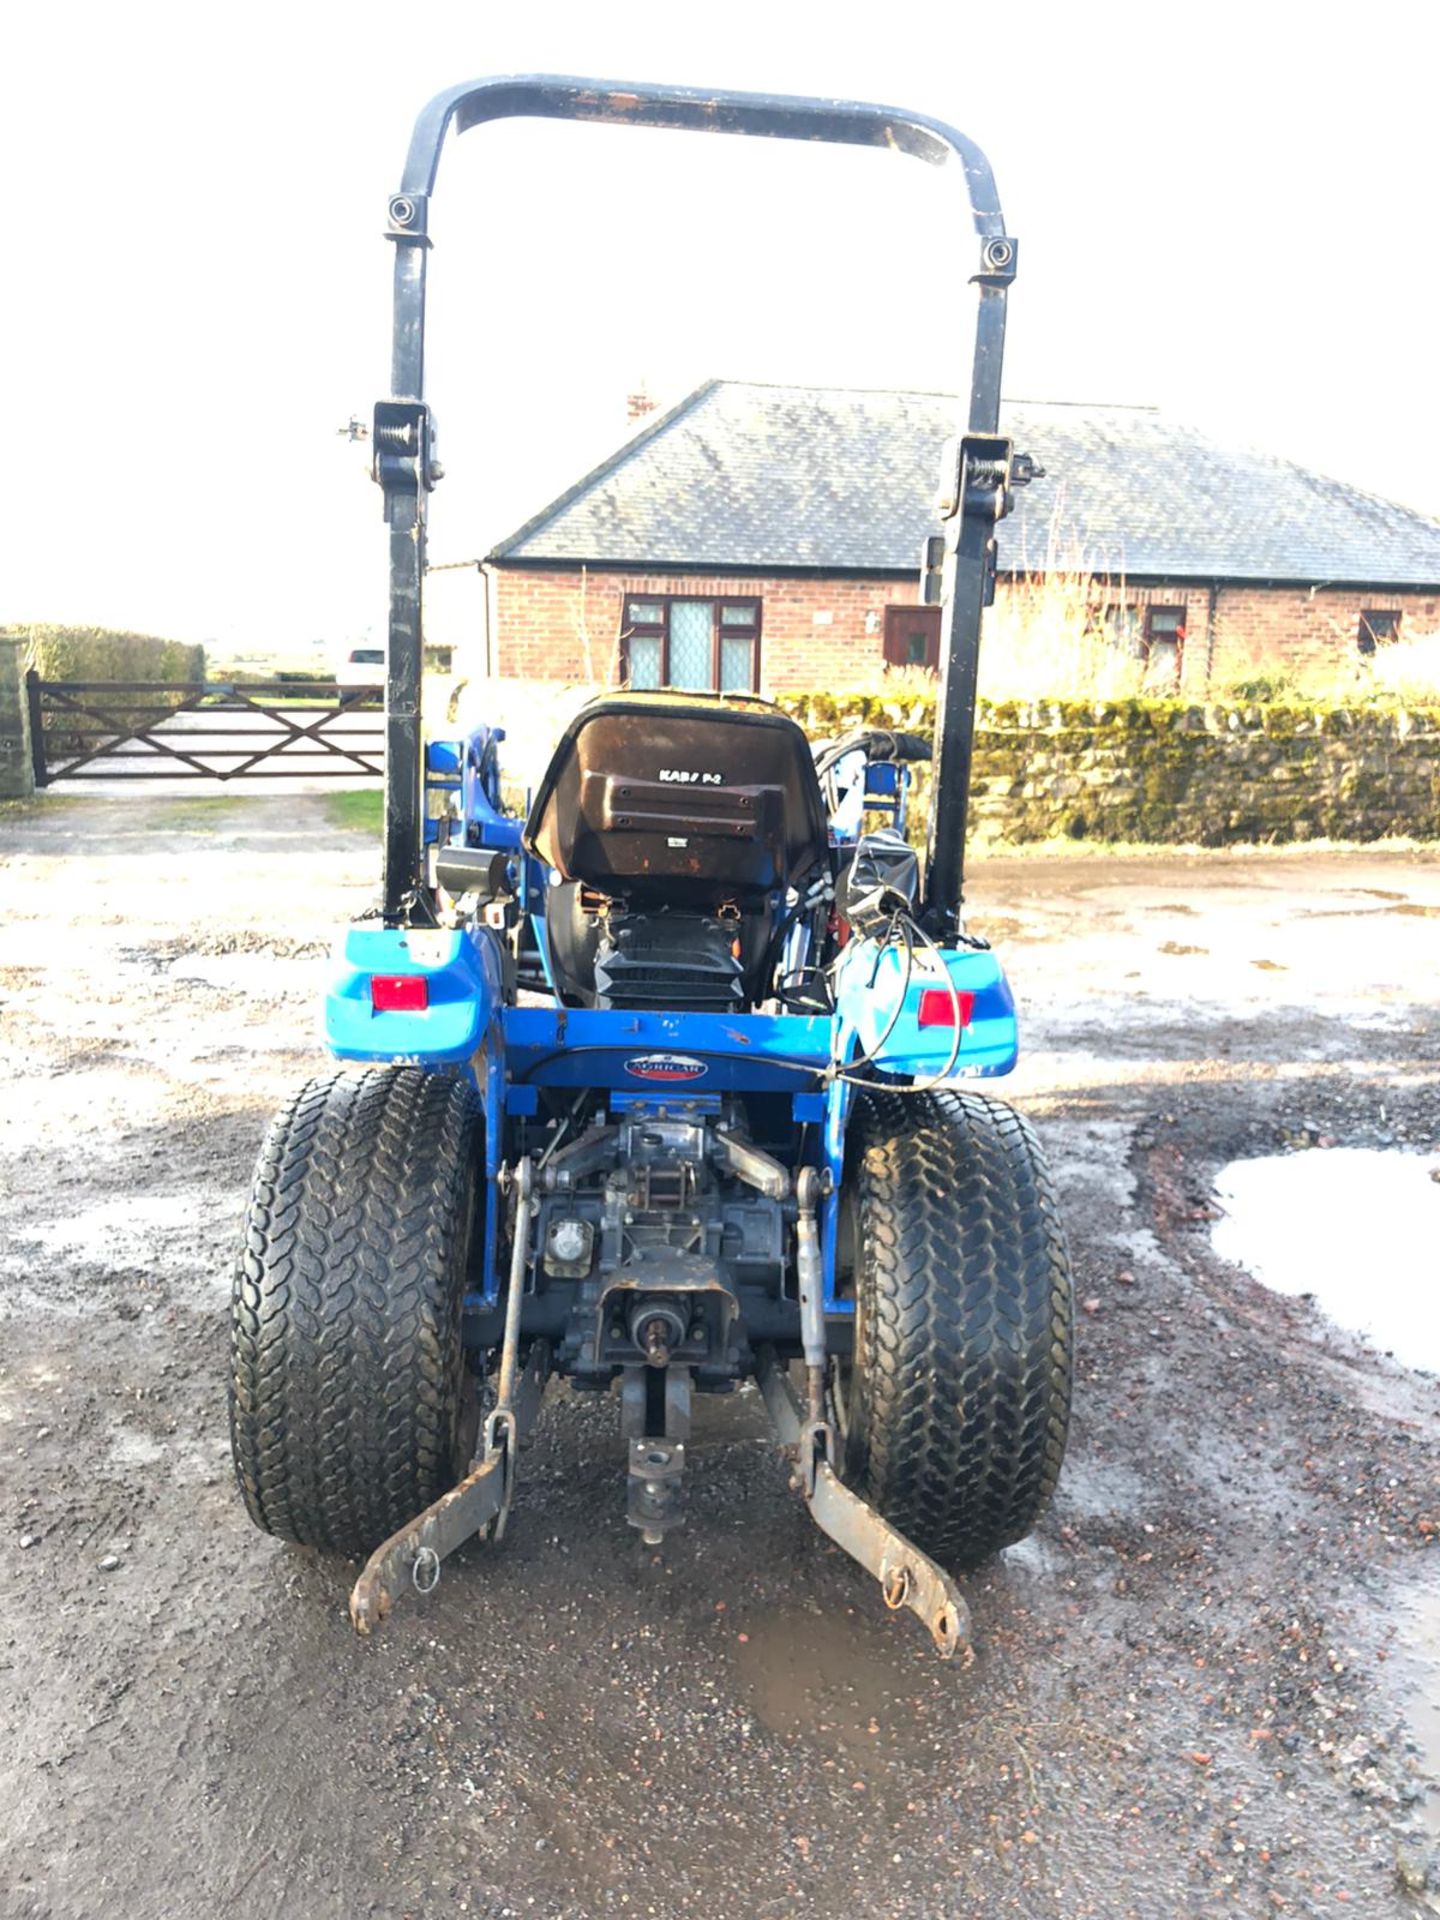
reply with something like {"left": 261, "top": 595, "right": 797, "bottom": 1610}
{"left": 228, "top": 1066, "right": 480, "bottom": 1556}
{"left": 841, "top": 1089, "right": 1073, "bottom": 1571}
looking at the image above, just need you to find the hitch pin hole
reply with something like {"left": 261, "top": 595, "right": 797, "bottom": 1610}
{"left": 881, "top": 1563, "right": 912, "bottom": 1610}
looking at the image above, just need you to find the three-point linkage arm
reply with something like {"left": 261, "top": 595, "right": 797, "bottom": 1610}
{"left": 375, "top": 74, "right": 1028, "bottom": 931}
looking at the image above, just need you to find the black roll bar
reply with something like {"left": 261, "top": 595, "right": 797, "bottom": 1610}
{"left": 375, "top": 75, "right": 1025, "bottom": 931}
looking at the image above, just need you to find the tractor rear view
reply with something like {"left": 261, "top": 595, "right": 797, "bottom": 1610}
{"left": 228, "top": 77, "right": 1073, "bottom": 1657}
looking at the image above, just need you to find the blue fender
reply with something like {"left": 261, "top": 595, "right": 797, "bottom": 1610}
{"left": 324, "top": 925, "right": 504, "bottom": 1066}
{"left": 831, "top": 938, "right": 1019, "bottom": 1080}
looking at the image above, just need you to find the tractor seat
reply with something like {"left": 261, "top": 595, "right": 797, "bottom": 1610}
{"left": 524, "top": 692, "right": 829, "bottom": 903}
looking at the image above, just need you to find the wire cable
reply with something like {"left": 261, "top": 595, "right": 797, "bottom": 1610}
{"left": 827, "top": 912, "right": 913, "bottom": 1087}
{"left": 828, "top": 907, "right": 966, "bottom": 1095}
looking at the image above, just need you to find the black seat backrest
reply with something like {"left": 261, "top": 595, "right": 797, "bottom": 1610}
{"left": 524, "top": 693, "right": 829, "bottom": 899}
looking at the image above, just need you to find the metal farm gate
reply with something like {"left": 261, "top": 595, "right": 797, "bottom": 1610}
{"left": 25, "top": 674, "right": 383, "bottom": 785}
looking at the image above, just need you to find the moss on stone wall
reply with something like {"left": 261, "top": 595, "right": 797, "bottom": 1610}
{"left": 773, "top": 690, "right": 1440, "bottom": 845}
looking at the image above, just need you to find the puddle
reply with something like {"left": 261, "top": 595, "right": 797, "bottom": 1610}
{"left": 102, "top": 1429, "right": 225, "bottom": 1479}
{"left": 106, "top": 1428, "right": 168, "bottom": 1468}
{"left": 1000, "top": 1534, "right": 1064, "bottom": 1577}
{"left": 1212, "top": 1149, "right": 1440, "bottom": 1372}
{"left": 1052, "top": 1454, "right": 1156, "bottom": 1525}
{"left": 16, "top": 1193, "right": 197, "bottom": 1261}
{"left": 1300, "top": 902, "right": 1440, "bottom": 921}
{"left": 166, "top": 953, "right": 321, "bottom": 992}
{"left": 1392, "top": 1579, "right": 1440, "bottom": 1847}
{"left": 0, "top": 1193, "right": 216, "bottom": 1313}
{"left": 734, "top": 1604, "right": 908, "bottom": 1751}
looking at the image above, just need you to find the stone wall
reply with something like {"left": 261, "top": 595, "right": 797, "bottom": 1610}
{"left": 777, "top": 693, "right": 1440, "bottom": 845}
{"left": 0, "top": 638, "right": 35, "bottom": 800}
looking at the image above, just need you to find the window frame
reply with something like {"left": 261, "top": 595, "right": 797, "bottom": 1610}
{"left": 1140, "top": 604, "right": 1187, "bottom": 679}
{"left": 881, "top": 604, "right": 941, "bottom": 671}
{"left": 1357, "top": 608, "right": 1401, "bottom": 656}
{"left": 1092, "top": 602, "right": 1145, "bottom": 656}
{"left": 619, "top": 594, "right": 762, "bottom": 692}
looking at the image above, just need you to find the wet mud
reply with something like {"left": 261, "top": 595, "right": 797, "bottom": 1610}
{"left": 1, "top": 801, "right": 1437, "bottom": 1918}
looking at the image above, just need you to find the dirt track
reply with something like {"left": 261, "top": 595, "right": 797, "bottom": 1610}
{"left": 1, "top": 795, "right": 1438, "bottom": 1920}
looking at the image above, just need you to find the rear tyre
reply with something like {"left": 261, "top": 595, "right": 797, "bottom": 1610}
{"left": 835, "top": 1090, "right": 1073, "bottom": 1571}
{"left": 229, "top": 1067, "right": 482, "bottom": 1557}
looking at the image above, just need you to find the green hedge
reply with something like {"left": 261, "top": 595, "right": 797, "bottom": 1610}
{"left": 17, "top": 624, "right": 204, "bottom": 685}
{"left": 13, "top": 625, "right": 206, "bottom": 762}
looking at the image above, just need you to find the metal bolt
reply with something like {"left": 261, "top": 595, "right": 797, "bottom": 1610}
{"left": 642, "top": 1321, "right": 672, "bottom": 1367}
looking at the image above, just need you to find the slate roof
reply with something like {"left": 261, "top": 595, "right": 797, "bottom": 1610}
{"left": 488, "top": 380, "right": 1440, "bottom": 587}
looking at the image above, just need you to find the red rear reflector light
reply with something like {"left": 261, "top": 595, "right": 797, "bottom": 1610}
{"left": 917, "top": 988, "right": 975, "bottom": 1029}
{"left": 371, "top": 974, "right": 428, "bottom": 1012}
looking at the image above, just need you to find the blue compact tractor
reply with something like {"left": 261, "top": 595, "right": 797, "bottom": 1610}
{"left": 229, "top": 78, "right": 1073, "bottom": 1657}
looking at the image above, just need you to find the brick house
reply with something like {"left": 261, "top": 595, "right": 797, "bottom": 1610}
{"left": 483, "top": 381, "right": 1440, "bottom": 696}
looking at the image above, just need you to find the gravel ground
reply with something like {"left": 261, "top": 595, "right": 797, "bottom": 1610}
{"left": 1, "top": 794, "right": 1438, "bottom": 1920}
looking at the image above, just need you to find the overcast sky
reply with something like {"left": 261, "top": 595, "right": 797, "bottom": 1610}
{"left": 3, "top": 0, "right": 1436, "bottom": 656}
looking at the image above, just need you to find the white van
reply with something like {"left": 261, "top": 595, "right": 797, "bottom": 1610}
{"left": 336, "top": 645, "right": 385, "bottom": 687}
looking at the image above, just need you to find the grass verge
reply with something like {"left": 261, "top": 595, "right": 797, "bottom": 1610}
{"left": 326, "top": 789, "right": 384, "bottom": 834}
